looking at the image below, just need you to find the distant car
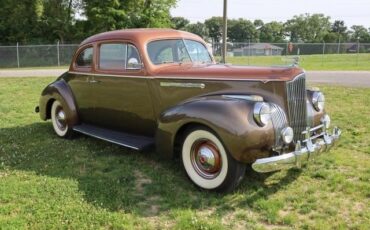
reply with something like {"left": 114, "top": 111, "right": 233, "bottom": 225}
{"left": 36, "top": 29, "right": 341, "bottom": 192}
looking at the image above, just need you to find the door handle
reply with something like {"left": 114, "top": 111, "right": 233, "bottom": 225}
{"left": 89, "top": 79, "right": 100, "bottom": 83}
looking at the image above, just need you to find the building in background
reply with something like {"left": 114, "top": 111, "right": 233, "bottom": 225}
{"left": 233, "top": 43, "right": 284, "bottom": 56}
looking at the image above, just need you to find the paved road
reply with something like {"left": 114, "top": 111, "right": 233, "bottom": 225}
{"left": 0, "top": 69, "right": 66, "bottom": 78}
{"left": 306, "top": 71, "right": 370, "bottom": 88}
{"left": 1, "top": 68, "right": 369, "bottom": 88}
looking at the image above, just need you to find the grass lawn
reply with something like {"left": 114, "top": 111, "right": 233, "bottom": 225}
{"left": 0, "top": 77, "right": 369, "bottom": 229}
{"left": 222, "top": 53, "right": 370, "bottom": 71}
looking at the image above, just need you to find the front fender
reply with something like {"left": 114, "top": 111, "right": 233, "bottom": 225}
{"left": 156, "top": 96, "right": 275, "bottom": 163}
{"left": 39, "top": 75, "right": 78, "bottom": 126}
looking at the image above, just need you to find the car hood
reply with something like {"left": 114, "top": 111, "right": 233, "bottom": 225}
{"left": 151, "top": 64, "right": 304, "bottom": 82}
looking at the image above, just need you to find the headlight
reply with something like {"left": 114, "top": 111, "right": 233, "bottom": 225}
{"left": 312, "top": 91, "right": 325, "bottom": 111}
{"left": 281, "top": 127, "right": 294, "bottom": 144}
{"left": 253, "top": 102, "right": 271, "bottom": 127}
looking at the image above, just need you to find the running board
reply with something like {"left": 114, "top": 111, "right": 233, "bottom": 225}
{"left": 73, "top": 124, "right": 154, "bottom": 151}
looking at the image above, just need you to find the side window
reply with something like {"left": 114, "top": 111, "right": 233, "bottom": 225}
{"left": 156, "top": 47, "right": 173, "bottom": 64}
{"left": 99, "top": 43, "right": 127, "bottom": 70}
{"left": 76, "top": 47, "right": 93, "bottom": 67}
{"left": 126, "top": 44, "right": 142, "bottom": 69}
{"left": 183, "top": 40, "right": 212, "bottom": 63}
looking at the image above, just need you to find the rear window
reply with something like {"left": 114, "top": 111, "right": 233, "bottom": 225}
{"left": 76, "top": 47, "right": 93, "bottom": 67}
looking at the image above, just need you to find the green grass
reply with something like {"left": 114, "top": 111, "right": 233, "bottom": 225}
{"left": 0, "top": 77, "right": 369, "bottom": 229}
{"left": 222, "top": 53, "right": 370, "bottom": 71}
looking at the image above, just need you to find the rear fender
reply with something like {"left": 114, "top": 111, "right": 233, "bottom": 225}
{"left": 39, "top": 76, "right": 78, "bottom": 126}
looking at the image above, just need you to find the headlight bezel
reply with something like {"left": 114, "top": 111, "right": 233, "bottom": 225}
{"left": 253, "top": 102, "right": 271, "bottom": 127}
{"left": 312, "top": 91, "right": 325, "bottom": 111}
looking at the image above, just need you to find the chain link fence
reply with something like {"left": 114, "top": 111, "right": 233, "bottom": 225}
{"left": 212, "top": 42, "right": 370, "bottom": 67}
{"left": 0, "top": 42, "right": 369, "bottom": 68}
{"left": 212, "top": 42, "right": 370, "bottom": 56}
{"left": 0, "top": 43, "right": 78, "bottom": 68}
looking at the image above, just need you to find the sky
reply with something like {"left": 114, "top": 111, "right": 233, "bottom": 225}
{"left": 171, "top": 0, "right": 370, "bottom": 28}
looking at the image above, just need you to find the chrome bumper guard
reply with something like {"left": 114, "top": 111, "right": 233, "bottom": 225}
{"left": 252, "top": 126, "right": 342, "bottom": 173}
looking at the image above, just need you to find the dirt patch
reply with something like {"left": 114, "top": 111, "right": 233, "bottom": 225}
{"left": 134, "top": 170, "right": 161, "bottom": 216}
{"left": 134, "top": 170, "right": 153, "bottom": 194}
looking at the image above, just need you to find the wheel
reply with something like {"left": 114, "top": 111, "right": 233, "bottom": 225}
{"left": 51, "top": 100, "right": 73, "bottom": 138}
{"left": 182, "top": 127, "right": 246, "bottom": 192}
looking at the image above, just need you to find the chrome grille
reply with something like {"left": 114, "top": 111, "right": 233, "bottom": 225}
{"left": 286, "top": 74, "right": 307, "bottom": 141}
{"left": 270, "top": 104, "right": 288, "bottom": 146}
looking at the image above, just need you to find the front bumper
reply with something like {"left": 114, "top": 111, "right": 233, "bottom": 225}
{"left": 252, "top": 126, "right": 342, "bottom": 173}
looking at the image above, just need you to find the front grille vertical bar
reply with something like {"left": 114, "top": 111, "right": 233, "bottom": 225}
{"left": 286, "top": 74, "right": 307, "bottom": 142}
{"left": 270, "top": 104, "right": 288, "bottom": 147}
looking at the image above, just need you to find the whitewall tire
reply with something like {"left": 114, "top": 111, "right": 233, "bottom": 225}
{"left": 182, "top": 127, "right": 246, "bottom": 192}
{"left": 51, "top": 100, "right": 72, "bottom": 138}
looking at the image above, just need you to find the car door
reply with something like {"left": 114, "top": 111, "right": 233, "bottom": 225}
{"left": 66, "top": 45, "right": 96, "bottom": 124}
{"left": 91, "top": 42, "right": 156, "bottom": 136}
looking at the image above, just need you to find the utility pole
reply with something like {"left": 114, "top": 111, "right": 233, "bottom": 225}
{"left": 222, "top": 0, "right": 227, "bottom": 63}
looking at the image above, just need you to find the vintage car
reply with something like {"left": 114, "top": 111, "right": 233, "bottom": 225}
{"left": 36, "top": 29, "right": 341, "bottom": 192}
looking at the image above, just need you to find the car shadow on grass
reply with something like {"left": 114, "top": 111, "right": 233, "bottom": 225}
{"left": 0, "top": 122, "right": 302, "bottom": 217}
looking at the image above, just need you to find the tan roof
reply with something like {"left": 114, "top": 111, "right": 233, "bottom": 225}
{"left": 80, "top": 28, "right": 203, "bottom": 46}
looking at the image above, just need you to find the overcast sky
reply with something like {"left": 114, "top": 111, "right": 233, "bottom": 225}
{"left": 171, "top": 0, "right": 370, "bottom": 28}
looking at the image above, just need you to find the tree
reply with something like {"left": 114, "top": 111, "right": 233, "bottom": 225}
{"left": 84, "top": 0, "right": 177, "bottom": 34}
{"left": 259, "top": 21, "right": 285, "bottom": 42}
{"left": 253, "top": 19, "right": 264, "bottom": 28}
{"left": 204, "top": 17, "right": 223, "bottom": 43}
{"left": 185, "top": 22, "right": 208, "bottom": 39}
{"left": 171, "top": 16, "right": 189, "bottom": 30}
{"left": 330, "top": 20, "right": 349, "bottom": 42}
{"left": 284, "top": 14, "right": 331, "bottom": 42}
{"left": 128, "top": 0, "right": 177, "bottom": 28}
{"left": 39, "top": 0, "right": 83, "bottom": 43}
{"left": 350, "top": 25, "right": 370, "bottom": 42}
{"left": 83, "top": 0, "right": 127, "bottom": 34}
{"left": 228, "top": 18, "right": 257, "bottom": 42}
{"left": 0, "top": 0, "right": 44, "bottom": 44}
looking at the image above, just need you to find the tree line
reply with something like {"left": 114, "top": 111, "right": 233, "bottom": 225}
{"left": 176, "top": 15, "right": 370, "bottom": 44}
{"left": 1, "top": 0, "right": 370, "bottom": 45}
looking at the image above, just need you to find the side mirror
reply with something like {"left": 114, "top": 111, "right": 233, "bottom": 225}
{"left": 127, "top": 58, "right": 143, "bottom": 70}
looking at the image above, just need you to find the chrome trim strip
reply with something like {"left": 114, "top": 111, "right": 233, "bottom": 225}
{"left": 222, "top": 95, "right": 263, "bottom": 101}
{"left": 72, "top": 127, "right": 140, "bottom": 150}
{"left": 289, "top": 72, "right": 306, "bottom": 82}
{"left": 69, "top": 71, "right": 149, "bottom": 79}
{"left": 302, "top": 124, "right": 324, "bottom": 134}
{"left": 68, "top": 71, "right": 305, "bottom": 82}
{"left": 302, "top": 132, "right": 324, "bottom": 143}
{"left": 160, "top": 82, "right": 205, "bottom": 89}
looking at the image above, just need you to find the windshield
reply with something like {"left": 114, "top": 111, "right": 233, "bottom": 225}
{"left": 147, "top": 39, "right": 213, "bottom": 65}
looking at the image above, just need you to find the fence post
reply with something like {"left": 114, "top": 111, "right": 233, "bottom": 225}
{"left": 322, "top": 42, "right": 326, "bottom": 66}
{"left": 356, "top": 39, "right": 360, "bottom": 67}
{"left": 337, "top": 38, "right": 340, "bottom": 54}
{"left": 57, "top": 40, "right": 60, "bottom": 66}
{"left": 248, "top": 39, "right": 251, "bottom": 65}
{"left": 16, "top": 42, "right": 20, "bottom": 68}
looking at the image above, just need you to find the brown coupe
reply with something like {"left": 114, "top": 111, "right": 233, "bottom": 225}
{"left": 36, "top": 29, "right": 341, "bottom": 192}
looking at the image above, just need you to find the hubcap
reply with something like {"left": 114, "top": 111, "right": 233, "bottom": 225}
{"left": 55, "top": 106, "right": 67, "bottom": 131}
{"left": 191, "top": 140, "right": 222, "bottom": 179}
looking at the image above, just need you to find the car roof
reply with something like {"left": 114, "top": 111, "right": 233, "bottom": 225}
{"left": 80, "top": 28, "right": 204, "bottom": 46}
